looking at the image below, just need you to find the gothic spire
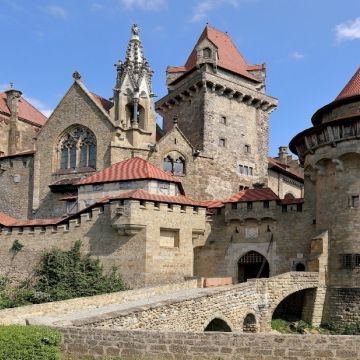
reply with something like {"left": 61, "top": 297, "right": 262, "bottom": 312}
{"left": 114, "top": 24, "right": 152, "bottom": 92}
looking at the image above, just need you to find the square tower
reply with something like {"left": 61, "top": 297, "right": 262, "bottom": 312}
{"left": 156, "top": 26, "right": 277, "bottom": 189}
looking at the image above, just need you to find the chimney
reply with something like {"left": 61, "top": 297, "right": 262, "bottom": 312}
{"left": 5, "top": 85, "right": 22, "bottom": 155}
{"left": 278, "top": 146, "right": 288, "bottom": 164}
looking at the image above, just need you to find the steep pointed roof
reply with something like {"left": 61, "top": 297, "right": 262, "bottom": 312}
{"left": 0, "top": 92, "right": 47, "bottom": 126}
{"left": 336, "top": 67, "right": 360, "bottom": 101}
{"left": 78, "top": 157, "right": 184, "bottom": 193}
{"left": 169, "top": 25, "right": 261, "bottom": 82}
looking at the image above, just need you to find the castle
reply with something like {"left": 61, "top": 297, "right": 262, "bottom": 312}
{"left": 0, "top": 24, "right": 359, "bottom": 328}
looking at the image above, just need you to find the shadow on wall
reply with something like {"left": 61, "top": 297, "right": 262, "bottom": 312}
{"left": 204, "top": 318, "right": 232, "bottom": 332}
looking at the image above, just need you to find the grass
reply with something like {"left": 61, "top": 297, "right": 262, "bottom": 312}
{"left": 0, "top": 325, "right": 62, "bottom": 360}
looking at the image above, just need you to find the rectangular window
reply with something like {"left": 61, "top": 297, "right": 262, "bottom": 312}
{"left": 249, "top": 167, "right": 253, "bottom": 176}
{"left": 247, "top": 202, "right": 253, "bottom": 210}
{"left": 282, "top": 204, "right": 287, "bottom": 213}
{"left": 245, "top": 144, "right": 251, "bottom": 153}
{"left": 239, "top": 165, "right": 244, "bottom": 174}
{"left": 60, "top": 148, "right": 68, "bottom": 169}
{"left": 217, "top": 208, "right": 222, "bottom": 215}
{"left": 297, "top": 203, "right": 303, "bottom": 212}
{"left": 231, "top": 202, "right": 237, "bottom": 210}
{"left": 80, "top": 145, "right": 87, "bottom": 168}
{"left": 263, "top": 201, "right": 269, "bottom": 209}
{"left": 341, "top": 254, "right": 360, "bottom": 269}
{"left": 351, "top": 195, "right": 359, "bottom": 208}
{"left": 219, "top": 138, "right": 226, "bottom": 147}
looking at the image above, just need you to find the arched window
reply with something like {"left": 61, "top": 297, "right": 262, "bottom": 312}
{"left": 163, "top": 154, "right": 185, "bottom": 176}
{"left": 58, "top": 126, "right": 96, "bottom": 171}
{"left": 295, "top": 262, "right": 306, "bottom": 271}
{"left": 203, "top": 47, "right": 212, "bottom": 58}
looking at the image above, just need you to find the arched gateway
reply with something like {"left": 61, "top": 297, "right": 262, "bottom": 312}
{"left": 238, "top": 251, "right": 270, "bottom": 283}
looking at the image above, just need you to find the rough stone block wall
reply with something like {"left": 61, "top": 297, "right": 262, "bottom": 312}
{"left": 74, "top": 272, "right": 319, "bottom": 333}
{"left": 58, "top": 327, "right": 360, "bottom": 360}
{"left": 322, "top": 287, "right": 360, "bottom": 329}
{"left": 0, "top": 280, "right": 198, "bottom": 325}
{"left": 0, "top": 200, "right": 205, "bottom": 289}
{"left": 0, "top": 154, "right": 33, "bottom": 218}
{"left": 195, "top": 199, "right": 316, "bottom": 281}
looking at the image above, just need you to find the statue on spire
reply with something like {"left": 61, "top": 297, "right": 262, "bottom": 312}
{"left": 131, "top": 24, "right": 139, "bottom": 36}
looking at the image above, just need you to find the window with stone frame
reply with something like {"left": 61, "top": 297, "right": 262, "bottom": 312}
{"left": 58, "top": 126, "right": 96, "bottom": 172}
{"left": 163, "top": 153, "right": 185, "bottom": 176}
{"left": 341, "top": 254, "right": 360, "bottom": 269}
{"left": 219, "top": 138, "right": 226, "bottom": 147}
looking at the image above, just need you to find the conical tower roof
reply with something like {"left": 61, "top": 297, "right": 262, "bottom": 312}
{"left": 335, "top": 67, "right": 360, "bottom": 101}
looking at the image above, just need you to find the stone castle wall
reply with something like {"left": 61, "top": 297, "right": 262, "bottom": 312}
{"left": 0, "top": 153, "right": 34, "bottom": 218}
{"left": 194, "top": 199, "right": 316, "bottom": 281}
{"left": 59, "top": 327, "right": 360, "bottom": 360}
{"left": 0, "top": 200, "right": 205, "bottom": 288}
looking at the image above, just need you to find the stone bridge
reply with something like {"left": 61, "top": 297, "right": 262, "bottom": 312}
{"left": 68, "top": 272, "right": 322, "bottom": 333}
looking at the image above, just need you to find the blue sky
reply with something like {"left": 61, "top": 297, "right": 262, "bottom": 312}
{"left": 0, "top": 0, "right": 359, "bottom": 156}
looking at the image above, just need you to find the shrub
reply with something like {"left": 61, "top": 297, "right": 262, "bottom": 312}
{"left": 0, "top": 325, "right": 61, "bottom": 360}
{"left": 31, "top": 240, "right": 127, "bottom": 302}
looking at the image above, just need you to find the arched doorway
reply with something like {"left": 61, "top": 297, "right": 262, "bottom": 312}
{"left": 243, "top": 313, "right": 257, "bottom": 333}
{"left": 204, "top": 318, "right": 232, "bottom": 332}
{"left": 295, "top": 262, "right": 306, "bottom": 271}
{"left": 238, "top": 251, "right": 269, "bottom": 283}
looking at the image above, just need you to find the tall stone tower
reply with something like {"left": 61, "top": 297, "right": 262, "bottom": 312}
{"left": 110, "top": 24, "right": 156, "bottom": 156}
{"left": 290, "top": 67, "right": 360, "bottom": 328}
{"left": 156, "top": 25, "right": 277, "bottom": 190}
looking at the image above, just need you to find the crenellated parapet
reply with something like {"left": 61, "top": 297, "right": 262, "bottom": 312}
{"left": 156, "top": 74, "right": 277, "bottom": 114}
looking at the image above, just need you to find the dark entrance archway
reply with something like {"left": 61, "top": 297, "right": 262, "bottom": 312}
{"left": 238, "top": 251, "right": 269, "bottom": 283}
{"left": 204, "top": 318, "right": 232, "bottom": 332}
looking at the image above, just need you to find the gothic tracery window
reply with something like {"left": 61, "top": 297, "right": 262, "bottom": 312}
{"left": 163, "top": 153, "right": 185, "bottom": 176}
{"left": 58, "top": 126, "right": 96, "bottom": 171}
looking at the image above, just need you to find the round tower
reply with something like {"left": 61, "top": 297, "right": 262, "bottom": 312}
{"left": 290, "top": 67, "right": 360, "bottom": 328}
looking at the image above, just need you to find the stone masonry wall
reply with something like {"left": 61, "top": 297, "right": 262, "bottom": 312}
{"left": 59, "top": 327, "right": 360, "bottom": 360}
{"left": 195, "top": 199, "right": 316, "bottom": 282}
{"left": 74, "top": 272, "right": 319, "bottom": 333}
{"left": 0, "top": 280, "right": 198, "bottom": 325}
{"left": 0, "top": 200, "right": 205, "bottom": 288}
{"left": 33, "top": 81, "right": 115, "bottom": 217}
{"left": 0, "top": 154, "right": 34, "bottom": 218}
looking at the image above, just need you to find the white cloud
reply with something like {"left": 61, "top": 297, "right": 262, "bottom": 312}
{"left": 191, "top": 0, "right": 239, "bottom": 22}
{"left": 290, "top": 51, "right": 304, "bottom": 60}
{"left": 24, "top": 96, "right": 53, "bottom": 118}
{"left": 45, "top": 5, "right": 68, "bottom": 20}
{"left": 335, "top": 17, "right": 360, "bottom": 42}
{"left": 120, "top": 0, "right": 166, "bottom": 11}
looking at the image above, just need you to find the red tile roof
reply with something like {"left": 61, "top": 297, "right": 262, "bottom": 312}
{"left": 0, "top": 212, "right": 63, "bottom": 227}
{"left": 90, "top": 93, "right": 113, "bottom": 112}
{"left": 268, "top": 157, "right": 304, "bottom": 182}
{"left": 202, "top": 199, "right": 224, "bottom": 209}
{"left": 0, "top": 92, "right": 47, "bottom": 127}
{"left": 78, "top": 157, "right": 184, "bottom": 193}
{"left": 168, "top": 25, "right": 261, "bottom": 82}
{"left": 336, "top": 68, "right": 360, "bottom": 101}
{"left": 0, "top": 212, "right": 17, "bottom": 226}
{"left": 226, "top": 188, "right": 279, "bottom": 203}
